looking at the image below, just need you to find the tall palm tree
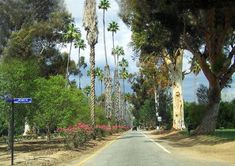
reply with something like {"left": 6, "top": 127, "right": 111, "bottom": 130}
{"left": 108, "top": 21, "right": 119, "bottom": 65}
{"left": 112, "top": 46, "right": 124, "bottom": 125}
{"left": 83, "top": 0, "right": 98, "bottom": 130}
{"left": 119, "top": 58, "right": 129, "bottom": 94}
{"left": 119, "top": 58, "right": 129, "bottom": 121}
{"left": 98, "top": 0, "right": 110, "bottom": 65}
{"left": 98, "top": 0, "right": 112, "bottom": 121}
{"left": 74, "top": 38, "right": 87, "bottom": 89}
{"left": 63, "top": 23, "right": 80, "bottom": 87}
{"left": 112, "top": 45, "right": 124, "bottom": 67}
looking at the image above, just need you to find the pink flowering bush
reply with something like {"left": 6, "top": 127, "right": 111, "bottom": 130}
{"left": 95, "top": 125, "right": 112, "bottom": 138}
{"left": 57, "top": 123, "right": 130, "bottom": 148}
{"left": 57, "top": 123, "right": 93, "bottom": 149}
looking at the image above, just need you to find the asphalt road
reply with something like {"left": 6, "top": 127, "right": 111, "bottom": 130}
{"left": 81, "top": 131, "right": 234, "bottom": 166}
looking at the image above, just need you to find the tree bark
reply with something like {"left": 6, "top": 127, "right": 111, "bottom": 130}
{"left": 90, "top": 45, "right": 96, "bottom": 129}
{"left": 103, "top": 10, "right": 108, "bottom": 65}
{"left": 163, "top": 49, "right": 185, "bottom": 130}
{"left": 104, "top": 65, "right": 112, "bottom": 119}
{"left": 172, "top": 50, "right": 186, "bottom": 130}
{"left": 78, "top": 48, "right": 81, "bottom": 89}
{"left": 194, "top": 82, "right": 221, "bottom": 134}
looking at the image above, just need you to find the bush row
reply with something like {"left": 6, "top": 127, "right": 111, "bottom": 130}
{"left": 57, "top": 123, "right": 129, "bottom": 149}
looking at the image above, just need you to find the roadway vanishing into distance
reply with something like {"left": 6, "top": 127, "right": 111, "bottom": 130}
{"left": 75, "top": 131, "right": 234, "bottom": 166}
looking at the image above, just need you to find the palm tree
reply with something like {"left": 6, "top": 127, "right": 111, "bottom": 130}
{"left": 119, "top": 58, "right": 129, "bottom": 121}
{"left": 63, "top": 23, "right": 80, "bottom": 87}
{"left": 112, "top": 45, "right": 124, "bottom": 67}
{"left": 98, "top": 0, "right": 110, "bottom": 65}
{"left": 74, "top": 38, "right": 87, "bottom": 89}
{"left": 83, "top": 0, "right": 98, "bottom": 130}
{"left": 96, "top": 67, "right": 104, "bottom": 94}
{"left": 108, "top": 21, "right": 119, "bottom": 65}
{"left": 98, "top": 1, "right": 112, "bottom": 123}
{"left": 119, "top": 58, "right": 129, "bottom": 94}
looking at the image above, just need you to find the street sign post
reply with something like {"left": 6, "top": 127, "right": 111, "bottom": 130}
{"left": 4, "top": 97, "right": 32, "bottom": 165}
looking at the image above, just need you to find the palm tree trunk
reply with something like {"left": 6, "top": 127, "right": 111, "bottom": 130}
{"left": 103, "top": 10, "right": 108, "bottom": 65}
{"left": 104, "top": 65, "right": 112, "bottom": 126}
{"left": 90, "top": 45, "right": 96, "bottom": 129}
{"left": 66, "top": 42, "right": 73, "bottom": 87}
{"left": 78, "top": 48, "right": 81, "bottom": 89}
{"left": 112, "top": 32, "right": 117, "bottom": 66}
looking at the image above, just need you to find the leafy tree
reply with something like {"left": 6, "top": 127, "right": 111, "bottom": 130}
{"left": 0, "top": 0, "right": 67, "bottom": 55}
{"left": 139, "top": 99, "right": 155, "bottom": 128}
{"left": 118, "top": 0, "right": 186, "bottom": 130}
{"left": 179, "top": 1, "right": 235, "bottom": 134}
{"left": 3, "top": 11, "right": 75, "bottom": 77}
{"left": 196, "top": 84, "right": 209, "bottom": 105}
{"left": 217, "top": 100, "right": 235, "bottom": 128}
{"left": 32, "top": 76, "right": 86, "bottom": 141}
{"left": 83, "top": 0, "right": 99, "bottom": 130}
{"left": 0, "top": 58, "right": 39, "bottom": 145}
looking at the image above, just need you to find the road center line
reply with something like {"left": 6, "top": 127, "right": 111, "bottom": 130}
{"left": 141, "top": 132, "right": 171, "bottom": 154}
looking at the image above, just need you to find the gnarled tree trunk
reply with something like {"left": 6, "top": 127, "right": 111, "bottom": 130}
{"left": 194, "top": 82, "right": 221, "bottom": 134}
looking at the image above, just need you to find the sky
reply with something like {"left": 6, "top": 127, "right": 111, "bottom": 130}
{"left": 64, "top": 0, "right": 235, "bottom": 102}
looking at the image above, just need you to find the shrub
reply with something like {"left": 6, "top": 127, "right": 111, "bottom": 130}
{"left": 57, "top": 123, "right": 92, "bottom": 149}
{"left": 184, "top": 102, "right": 206, "bottom": 129}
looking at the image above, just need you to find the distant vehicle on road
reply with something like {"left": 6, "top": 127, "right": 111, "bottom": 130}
{"left": 132, "top": 126, "right": 137, "bottom": 131}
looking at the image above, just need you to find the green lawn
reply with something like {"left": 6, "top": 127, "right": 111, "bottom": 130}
{"left": 180, "top": 129, "right": 235, "bottom": 141}
{"left": 214, "top": 129, "right": 235, "bottom": 140}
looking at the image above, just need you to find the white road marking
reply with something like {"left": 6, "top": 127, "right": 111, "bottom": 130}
{"left": 141, "top": 132, "right": 171, "bottom": 154}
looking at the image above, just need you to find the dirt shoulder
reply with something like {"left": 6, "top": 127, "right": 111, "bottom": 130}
{"left": 146, "top": 130, "right": 235, "bottom": 165}
{"left": 0, "top": 133, "right": 124, "bottom": 166}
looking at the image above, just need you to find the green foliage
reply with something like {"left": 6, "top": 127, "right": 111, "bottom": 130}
{"left": 0, "top": 58, "right": 39, "bottom": 135}
{"left": 196, "top": 84, "right": 209, "bottom": 105}
{"left": 217, "top": 100, "right": 235, "bottom": 129}
{"left": 107, "top": 21, "right": 119, "bottom": 33}
{"left": 139, "top": 99, "right": 155, "bottom": 127}
{"left": 32, "top": 76, "right": 87, "bottom": 131}
{"left": 184, "top": 102, "right": 207, "bottom": 128}
{"left": 98, "top": 0, "right": 110, "bottom": 11}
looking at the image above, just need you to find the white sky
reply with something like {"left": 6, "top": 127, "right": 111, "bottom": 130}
{"left": 64, "top": 0, "right": 235, "bottom": 102}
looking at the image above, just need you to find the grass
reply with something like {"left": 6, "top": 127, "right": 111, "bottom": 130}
{"left": 179, "top": 129, "right": 235, "bottom": 142}
{"left": 214, "top": 129, "right": 235, "bottom": 140}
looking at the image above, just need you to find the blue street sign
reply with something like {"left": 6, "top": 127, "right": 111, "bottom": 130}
{"left": 13, "top": 98, "right": 32, "bottom": 104}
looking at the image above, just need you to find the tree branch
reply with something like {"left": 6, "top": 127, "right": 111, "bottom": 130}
{"left": 220, "top": 48, "right": 235, "bottom": 89}
{"left": 184, "top": 35, "right": 215, "bottom": 84}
